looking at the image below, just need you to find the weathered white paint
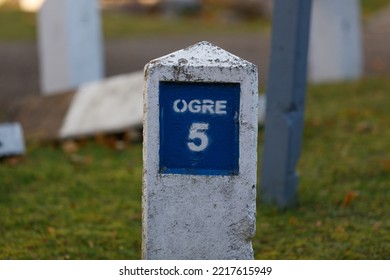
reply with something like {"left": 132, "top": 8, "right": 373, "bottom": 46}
{"left": 309, "top": 0, "right": 363, "bottom": 83}
{"left": 143, "top": 41, "right": 258, "bottom": 259}
{"left": 38, "top": 0, "right": 104, "bottom": 95}
{"left": 0, "top": 123, "right": 25, "bottom": 157}
{"left": 60, "top": 71, "right": 144, "bottom": 138}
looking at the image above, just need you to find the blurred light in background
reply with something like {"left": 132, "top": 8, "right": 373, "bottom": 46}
{"left": 19, "top": 0, "right": 44, "bottom": 12}
{"left": 138, "top": 0, "right": 159, "bottom": 6}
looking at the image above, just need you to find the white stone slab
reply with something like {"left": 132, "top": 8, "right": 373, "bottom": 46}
{"left": 309, "top": 0, "right": 363, "bottom": 83}
{"left": 143, "top": 41, "right": 258, "bottom": 259}
{"left": 0, "top": 123, "right": 25, "bottom": 157}
{"left": 60, "top": 71, "right": 144, "bottom": 138}
{"left": 38, "top": 0, "right": 104, "bottom": 95}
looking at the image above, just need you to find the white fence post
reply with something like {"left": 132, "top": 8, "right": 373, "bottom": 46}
{"left": 37, "top": 0, "right": 104, "bottom": 95}
{"left": 309, "top": 0, "right": 363, "bottom": 83}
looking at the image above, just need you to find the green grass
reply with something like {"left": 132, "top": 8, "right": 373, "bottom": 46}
{"left": 0, "top": 9, "right": 37, "bottom": 41}
{"left": 362, "top": 0, "right": 390, "bottom": 17}
{"left": 0, "top": 8, "right": 267, "bottom": 42}
{"left": 0, "top": 143, "right": 143, "bottom": 259}
{"left": 255, "top": 77, "right": 390, "bottom": 259}
{"left": 103, "top": 12, "right": 267, "bottom": 39}
{"left": 1, "top": 0, "right": 390, "bottom": 42}
{"left": 1, "top": 76, "right": 390, "bottom": 259}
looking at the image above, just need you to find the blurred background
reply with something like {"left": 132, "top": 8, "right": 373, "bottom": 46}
{"left": 0, "top": 0, "right": 275, "bottom": 139}
{"left": 1, "top": 0, "right": 390, "bottom": 259}
{"left": 0, "top": 0, "right": 389, "bottom": 133}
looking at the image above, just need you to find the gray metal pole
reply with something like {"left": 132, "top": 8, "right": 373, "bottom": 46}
{"left": 261, "top": 0, "right": 313, "bottom": 208}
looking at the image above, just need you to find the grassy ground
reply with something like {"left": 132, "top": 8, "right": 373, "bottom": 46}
{"left": 362, "top": 0, "right": 390, "bottom": 17}
{"left": 256, "top": 77, "right": 390, "bottom": 259}
{"left": 103, "top": 12, "right": 267, "bottom": 39}
{"left": 0, "top": 8, "right": 267, "bottom": 42}
{"left": 0, "top": 9, "right": 37, "bottom": 41}
{"left": 0, "top": 142, "right": 143, "bottom": 259}
{"left": 1, "top": 76, "right": 390, "bottom": 259}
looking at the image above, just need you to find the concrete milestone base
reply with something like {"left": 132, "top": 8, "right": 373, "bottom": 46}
{"left": 142, "top": 41, "right": 258, "bottom": 260}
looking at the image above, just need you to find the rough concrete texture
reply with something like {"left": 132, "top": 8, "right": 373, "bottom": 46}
{"left": 38, "top": 0, "right": 104, "bottom": 95}
{"left": 60, "top": 71, "right": 144, "bottom": 139}
{"left": 0, "top": 123, "right": 25, "bottom": 157}
{"left": 143, "top": 41, "right": 258, "bottom": 259}
{"left": 309, "top": 0, "right": 363, "bottom": 83}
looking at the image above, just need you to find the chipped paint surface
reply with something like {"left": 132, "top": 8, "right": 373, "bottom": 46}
{"left": 143, "top": 41, "right": 259, "bottom": 259}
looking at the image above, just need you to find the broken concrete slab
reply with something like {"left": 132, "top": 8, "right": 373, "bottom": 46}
{"left": 60, "top": 71, "right": 144, "bottom": 139}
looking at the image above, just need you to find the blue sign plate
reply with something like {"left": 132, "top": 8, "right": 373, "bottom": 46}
{"left": 159, "top": 82, "right": 240, "bottom": 176}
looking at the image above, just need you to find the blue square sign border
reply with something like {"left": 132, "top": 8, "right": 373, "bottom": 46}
{"left": 159, "top": 81, "right": 240, "bottom": 176}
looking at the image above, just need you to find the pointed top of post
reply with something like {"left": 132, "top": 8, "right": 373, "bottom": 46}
{"left": 146, "top": 41, "right": 256, "bottom": 70}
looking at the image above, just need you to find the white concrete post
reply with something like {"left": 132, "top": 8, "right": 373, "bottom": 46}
{"left": 38, "top": 0, "right": 104, "bottom": 95}
{"left": 309, "top": 0, "right": 363, "bottom": 83}
{"left": 143, "top": 41, "right": 258, "bottom": 260}
{"left": 0, "top": 123, "right": 25, "bottom": 157}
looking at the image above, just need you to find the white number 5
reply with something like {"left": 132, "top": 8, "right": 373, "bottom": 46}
{"left": 188, "top": 123, "right": 209, "bottom": 152}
